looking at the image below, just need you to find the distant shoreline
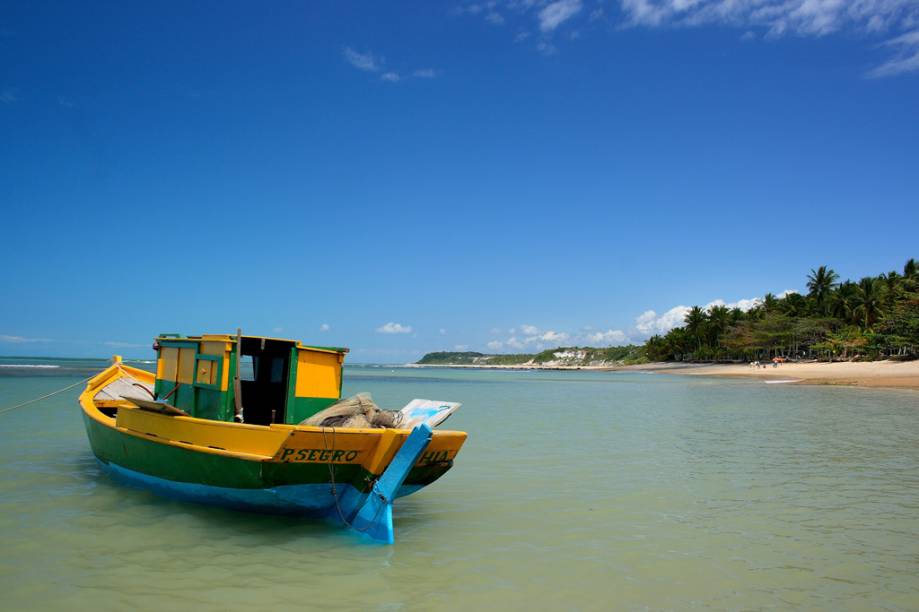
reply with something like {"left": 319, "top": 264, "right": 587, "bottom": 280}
{"left": 408, "top": 360, "right": 919, "bottom": 391}
{"left": 649, "top": 360, "right": 919, "bottom": 391}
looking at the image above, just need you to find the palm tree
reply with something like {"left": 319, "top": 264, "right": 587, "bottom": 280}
{"left": 829, "top": 281, "right": 857, "bottom": 324}
{"left": 707, "top": 305, "right": 730, "bottom": 350}
{"left": 904, "top": 258, "right": 917, "bottom": 280}
{"left": 807, "top": 265, "right": 839, "bottom": 313}
{"left": 853, "top": 277, "right": 883, "bottom": 330}
{"left": 881, "top": 271, "right": 901, "bottom": 311}
{"left": 781, "top": 292, "right": 806, "bottom": 317}
{"left": 904, "top": 258, "right": 918, "bottom": 291}
{"left": 762, "top": 293, "right": 778, "bottom": 313}
{"left": 683, "top": 306, "right": 706, "bottom": 352}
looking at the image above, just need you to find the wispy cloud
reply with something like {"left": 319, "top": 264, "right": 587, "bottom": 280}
{"left": 868, "top": 29, "right": 919, "bottom": 77}
{"left": 343, "top": 47, "right": 381, "bottom": 72}
{"left": 319, "top": 323, "right": 331, "bottom": 332}
{"left": 486, "top": 11, "right": 506, "bottom": 25}
{"left": 0, "top": 89, "right": 18, "bottom": 104}
{"left": 376, "top": 322, "right": 413, "bottom": 334}
{"left": 485, "top": 322, "right": 630, "bottom": 352}
{"left": 344, "top": 47, "right": 441, "bottom": 82}
{"left": 456, "top": 0, "right": 919, "bottom": 76}
{"left": 539, "top": 0, "right": 583, "bottom": 32}
{"left": 0, "top": 334, "right": 51, "bottom": 343}
{"left": 585, "top": 329, "right": 629, "bottom": 344}
{"left": 617, "top": 0, "right": 919, "bottom": 77}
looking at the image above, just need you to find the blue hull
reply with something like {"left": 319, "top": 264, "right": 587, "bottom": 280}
{"left": 97, "top": 422, "right": 436, "bottom": 544}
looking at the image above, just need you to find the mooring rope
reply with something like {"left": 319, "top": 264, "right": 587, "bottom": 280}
{"left": 0, "top": 374, "right": 96, "bottom": 417}
{"left": 320, "top": 425, "right": 385, "bottom": 533}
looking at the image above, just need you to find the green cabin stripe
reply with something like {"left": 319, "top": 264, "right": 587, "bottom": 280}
{"left": 287, "top": 397, "right": 338, "bottom": 424}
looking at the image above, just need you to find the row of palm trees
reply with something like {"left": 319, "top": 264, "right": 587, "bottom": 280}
{"left": 644, "top": 258, "right": 919, "bottom": 362}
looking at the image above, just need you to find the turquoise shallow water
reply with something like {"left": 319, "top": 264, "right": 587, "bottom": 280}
{"left": 1, "top": 361, "right": 918, "bottom": 610}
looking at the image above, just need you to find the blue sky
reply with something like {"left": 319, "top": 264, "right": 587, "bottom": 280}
{"left": 2, "top": 1, "right": 918, "bottom": 362}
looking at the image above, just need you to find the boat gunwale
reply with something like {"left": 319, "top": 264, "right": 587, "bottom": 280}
{"left": 80, "top": 362, "right": 466, "bottom": 464}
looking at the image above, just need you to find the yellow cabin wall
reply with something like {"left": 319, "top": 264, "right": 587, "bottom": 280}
{"left": 176, "top": 347, "right": 196, "bottom": 384}
{"left": 157, "top": 347, "right": 178, "bottom": 381}
{"left": 199, "top": 340, "right": 231, "bottom": 391}
{"left": 295, "top": 350, "right": 341, "bottom": 398}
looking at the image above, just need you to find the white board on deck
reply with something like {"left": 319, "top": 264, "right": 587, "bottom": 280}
{"left": 398, "top": 399, "right": 461, "bottom": 429}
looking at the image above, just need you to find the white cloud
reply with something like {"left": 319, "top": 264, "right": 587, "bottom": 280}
{"left": 520, "top": 324, "right": 540, "bottom": 336}
{"left": 619, "top": 0, "right": 916, "bottom": 35}
{"left": 487, "top": 340, "right": 504, "bottom": 350}
{"left": 539, "top": 330, "right": 569, "bottom": 343}
{"left": 617, "top": 0, "right": 919, "bottom": 77}
{"left": 704, "top": 297, "right": 762, "bottom": 312}
{"left": 537, "top": 40, "right": 558, "bottom": 55}
{"left": 0, "top": 334, "right": 51, "bottom": 343}
{"left": 380, "top": 71, "right": 401, "bottom": 82}
{"left": 777, "top": 289, "right": 799, "bottom": 298}
{"left": 343, "top": 47, "right": 381, "bottom": 72}
{"left": 635, "top": 306, "right": 691, "bottom": 336}
{"left": 319, "top": 323, "right": 331, "bottom": 332}
{"left": 456, "top": 0, "right": 919, "bottom": 73}
{"left": 585, "top": 329, "right": 630, "bottom": 345}
{"left": 376, "top": 322, "right": 413, "bottom": 334}
{"left": 505, "top": 336, "right": 525, "bottom": 349}
{"left": 413, "top": 68, "right": 439, "bottom": 78}
{"left": 868, "top": 29, "right": 919, "bottom": 77}
{"left": 539, "top": 0, "right": 583, "bottom": 32}
{"left": 634, "top": 291, "right": 793, "bottom": 336}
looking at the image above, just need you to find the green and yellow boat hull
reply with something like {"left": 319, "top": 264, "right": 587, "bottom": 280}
{"left": 79, "top": 362, "right": 466, "bottom": 542}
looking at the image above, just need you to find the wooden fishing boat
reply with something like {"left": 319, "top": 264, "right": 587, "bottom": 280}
{"left": 79, "top": 333, "right": 467, "bottom": 543}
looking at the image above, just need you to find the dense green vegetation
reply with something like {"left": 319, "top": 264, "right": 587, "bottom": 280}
{"left": 417, "top": 345, "right": 645, "bottom": 366}
{"left": 645, "top": 259, "right": 919, "bottom": 362}
{"left": 416, "top": 351, "right": 532, "bottom": 365}
{"left": 530, "top": 345, "right": 644, "bottom": 364}
{"left": 419, "top": 259, "right": 918, "bottom": 366}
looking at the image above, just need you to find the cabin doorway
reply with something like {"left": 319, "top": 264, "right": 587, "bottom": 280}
{"left": 237, "top": 337, "right": 293, "bottom": 425}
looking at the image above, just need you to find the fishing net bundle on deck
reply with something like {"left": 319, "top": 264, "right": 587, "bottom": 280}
{"left": 300, "top": 393, "right": 403, "bottom": 429}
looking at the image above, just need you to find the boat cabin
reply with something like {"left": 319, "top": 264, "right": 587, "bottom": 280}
{"left": 152, "top": 333, "right": 348, "bottom": 425}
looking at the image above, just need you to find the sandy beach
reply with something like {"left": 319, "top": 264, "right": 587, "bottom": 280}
{"left": 628, "top": 360, "right": 919, "bottom": 391}
{"left": 411, "top": 360, "right": 919, "bottom": 391}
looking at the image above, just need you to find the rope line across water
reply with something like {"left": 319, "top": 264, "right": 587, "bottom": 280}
{"left": 0, "top": 374, "right": 96, "bottom": 416}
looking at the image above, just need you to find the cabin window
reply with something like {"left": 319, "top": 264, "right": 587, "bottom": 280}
{"left": 238, "top": 355, "right": 255, "bottom": 381}
{"left": 270, "top": 357, "right": 286, "bottom": 384}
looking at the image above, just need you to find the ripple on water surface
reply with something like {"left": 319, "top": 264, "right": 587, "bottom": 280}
{"left": 1, "top": 366, "right": 918, "bottom": 610}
